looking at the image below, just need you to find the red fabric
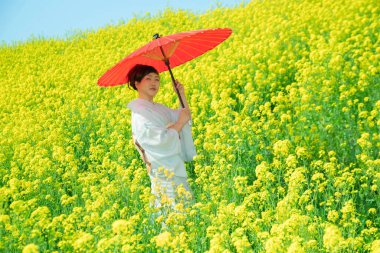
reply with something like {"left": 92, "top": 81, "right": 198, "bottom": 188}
{"left": 97, "top": 28, "right": 232, "bottom": 87}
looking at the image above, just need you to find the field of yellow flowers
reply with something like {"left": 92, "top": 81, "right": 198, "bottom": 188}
{"left": 1, "top": 0, "right": 379, "bottom": 252}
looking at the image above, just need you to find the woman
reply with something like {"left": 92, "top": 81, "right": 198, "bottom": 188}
{"left": 126, "top": 64, "right": 196, "bottom": 210}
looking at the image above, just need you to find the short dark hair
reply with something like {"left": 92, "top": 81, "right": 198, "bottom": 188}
{"left": 127, "top": 64, "right": 159, "bottom": 90}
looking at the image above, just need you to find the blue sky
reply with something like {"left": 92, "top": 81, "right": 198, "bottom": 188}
{"left": 0, "top": 0, "right": 245, "bottom": 45}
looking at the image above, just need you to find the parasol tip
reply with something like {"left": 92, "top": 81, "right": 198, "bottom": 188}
{"left": 153, "top": 33, "right": 161, "bottom": 40}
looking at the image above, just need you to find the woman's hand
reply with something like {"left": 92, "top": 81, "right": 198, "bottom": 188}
{"left": 174, "top": 79, "right": 191, "bottom": 109}
{"left": 178, "top": 107, "right": 191, "bottom": 125}
{"left": 168, "top": 108, "right": 191, "bottom": 133}
{"left": 175, "top": 80, "right": 185, "bottom": 96}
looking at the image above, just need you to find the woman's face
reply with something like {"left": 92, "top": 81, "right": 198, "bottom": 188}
{"left": 135, "top": 72, "right": 160, "bottom": 100}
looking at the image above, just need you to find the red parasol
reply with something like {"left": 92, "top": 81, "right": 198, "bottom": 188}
{"left": 97, "top": 28, "right": 232, "bottom": 108}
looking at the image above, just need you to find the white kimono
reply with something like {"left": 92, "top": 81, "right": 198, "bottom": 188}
{"left": 127, "top": 98, "right": 196, "bottom": 178}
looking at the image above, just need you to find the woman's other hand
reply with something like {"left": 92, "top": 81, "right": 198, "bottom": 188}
{"left": 168, "top": 108, "right": 191, "bottom": 133}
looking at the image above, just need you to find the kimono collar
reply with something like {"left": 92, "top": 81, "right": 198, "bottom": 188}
{"left": 128, "top": 98, "right": 153, "bottom": 108}
{"left": 127, "top": 98, "right": 159, "bottom": 113}
{"left": 127, "top": 98, "right": 170, "bottom": 127}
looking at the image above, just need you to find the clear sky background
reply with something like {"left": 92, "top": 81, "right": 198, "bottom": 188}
{"left": 0, "top": 0, "right": 245, "bottom": 46}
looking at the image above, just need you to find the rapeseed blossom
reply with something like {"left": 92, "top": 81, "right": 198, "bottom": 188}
{"left": 0, "top": 0, "right": 379, "bottom": 251}
{"left": 323, "top": 224, "right": 343, "bottom": 252}
{"left": 22, "top": 244, "right": 39, "bottom": 253}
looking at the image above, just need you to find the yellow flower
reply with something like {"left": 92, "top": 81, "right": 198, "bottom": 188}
{"left": 311, "top": 172, "right": 325, "bottom": 182}
{"left": 164, "top": 168, "right": 175, "bottom": 179}
{"left": 233, "top": 176, "right": 248, "bottom": 195}
{"left": 305, "top": 240, "right": 318, "bottom": 250}
{"left": 154, "top": 231, "right": 172, "bottom": 248}
{"left": 327, "top": 210, "right": 339, "bottom": 223}
{"left": 295, "top": 146, "right": 308, "bottom": 158}
{"left": 0, "top": 214, "right": 11, "bottom": 224}
{"left": 176, "top": 184, "right": 192, "bottom": 199}
{"left": 273, "top": 139, "right": 292, "bottom": 157}
{"left": 305, "top": 205, "right": 314, "bottom": 212}
{"left": 368, "top": 208, "right": 377, "bottom": 215}
{"left": 286, "top": 155, "right": 298, "bottom": 168}
{"left": 265, "top": 237, "right": 283, "bottom": 253}
{"left": 287, "top": 239, "right": 305, "bottom": 253}
{"left": 358, "top": 132, "right": 373, "bottom": 149}
{"left": 231, "top": 228, "right": 251, "bottom": 252}
{"left": 73, "top": 232, "right": 94, "bottom": 251}
{"left": 371, "top": 240, "right": 380, "bottom": 253}
{"left": 323, "top": 224, "right": 343, "bottom": 252}
{"left": 255, "top": 153, "right": 264, "bottom": 162}
{"left": 22, "top": 244, "right": 39, "bottom": 253}
{"left": 112, "top": 219, "right": 129, "bottom": 235}
{"left": 341, "top": 199, "right": 356, "bottom": 221}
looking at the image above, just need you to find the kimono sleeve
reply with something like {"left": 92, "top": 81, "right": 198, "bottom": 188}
{"left": 133, "top": 113, "right": 181, "bottom": 159}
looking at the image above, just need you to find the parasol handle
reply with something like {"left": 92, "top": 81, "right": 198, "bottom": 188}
{"left": 153, "top": 34, "right": 185, "bottom": 109}
{"left": 164, "top": 60, "right": 185, "bottom": 109}
{"left": 163, "top": 57, "right": 192, "bottom": 126}
{"left": 154, "top": 34, "right": 192, "bottom": 126}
